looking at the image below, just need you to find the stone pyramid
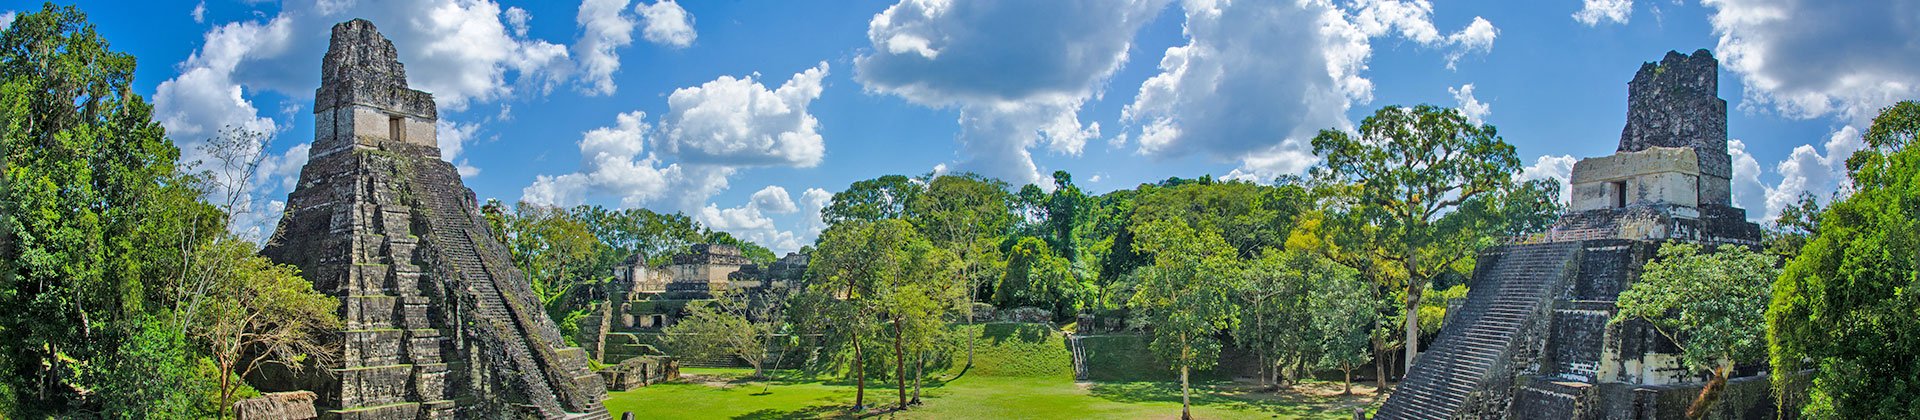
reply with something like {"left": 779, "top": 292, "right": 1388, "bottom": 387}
{"left": 259, "top": 19, "right": 608, "bottom": 419}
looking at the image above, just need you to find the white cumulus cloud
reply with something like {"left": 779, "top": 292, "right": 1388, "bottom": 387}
{"left": 1450, "top": 83, "right": 1490, "bottom": 124}
{"left": 1696, "top": 1, "right": 1919, "bottom": 220}
{"left": 659, "top": 63, "right": 830, "bottom": 167}
{"left": 525, "top": 64, "right": 831, "bottom": 215}
{"left": 1519, "top": 154, "right": 1576, "bottom": 204}
{"left": 1344, "top": 0, "right": 1500, "bottom": 69}
{"left": 697, "top": 190, "right": 806, "bottom": 254}
{"left": 1705, "top": 0, "right": 1920, "bottom": 121}
{"left": 574, "top": 0, "right": 637, "bottom": 96}
{"left": 1727, "top": 139, "right": 1770, "bottom": 215}
{"left": 750, "top": 186, "right": 798, "bottom": 214}
{"left": 1573, "top": 0, "right": 1633, "bottom": 26}
{"left": 856, "top": 0, "right": 1169, "bottom": 187}
{"left": 636, "top": 0, "right": 696, "bottom": 48}
{"left": 1121, "top": 0, "right": 1498, "bottom": 184}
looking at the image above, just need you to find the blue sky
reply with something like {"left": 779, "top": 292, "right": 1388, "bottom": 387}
{"left": 8, "top": 0, "right": 1912, "bottom": 253}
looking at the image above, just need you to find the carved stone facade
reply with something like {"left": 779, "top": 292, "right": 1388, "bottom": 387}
{"left": 258, "top": 19, "right": 607, "bottom": 419}
{"left": 1376, "top": 50, "right": 1780, "bottom": 420}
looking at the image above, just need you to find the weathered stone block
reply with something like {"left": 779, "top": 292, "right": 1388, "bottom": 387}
{"left": 233, "top": 391, "right": 318, "bottom": 420}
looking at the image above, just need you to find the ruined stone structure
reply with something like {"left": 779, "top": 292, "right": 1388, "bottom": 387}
{"left": 579, "top": 246, "right": 806, "bottom": 365}
{"left": 258, "top": 19, "right": 607, "bottom": 419}
{"left": 1375, "top": 50, "right": 1776, "bottom": 420}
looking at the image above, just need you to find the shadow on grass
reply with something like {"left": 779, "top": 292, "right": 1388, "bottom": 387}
{"left": 1087, "top": 380, "right": 1366, "bottom": 417}
{"left": 731, "top": 403, "right": 851, "bottom": 420}
{"left": 731, "top": 402, "right": 937, "bottom": 420}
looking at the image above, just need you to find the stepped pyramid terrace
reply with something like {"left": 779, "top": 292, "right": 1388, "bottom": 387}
{"left": 255, "top": 19, "right": 608, "bottom": 419}
{"left": 1374, "top": 50, "right": 1775, "bottom": 420}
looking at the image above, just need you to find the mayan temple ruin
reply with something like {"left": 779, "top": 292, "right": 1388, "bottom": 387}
{"left": 257, "top": 19, "right": 609, "bottom": 419}
{"left": 1375, "top": 50, "right": 1774, "bottom": 419}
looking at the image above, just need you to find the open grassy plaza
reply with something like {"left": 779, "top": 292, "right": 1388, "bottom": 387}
{"left": 604, "top": 367, "right": 1376, "bottom": 419}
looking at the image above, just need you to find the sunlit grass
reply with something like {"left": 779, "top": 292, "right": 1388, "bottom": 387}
{"left": 603, "top": 367, "right": 1376, "bottom": 419}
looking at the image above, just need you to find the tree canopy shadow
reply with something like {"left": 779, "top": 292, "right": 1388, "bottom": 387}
{"left": 1086, "top": 380, "right": 1368, "bottom": 417}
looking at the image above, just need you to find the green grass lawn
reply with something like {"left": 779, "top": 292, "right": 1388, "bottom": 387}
{"left": 603, "top": 367, "right": 1375, "bottom": 419}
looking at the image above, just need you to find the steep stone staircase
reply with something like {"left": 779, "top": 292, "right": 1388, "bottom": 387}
{"left": 411, "top": 162, "right": 609, "bottom": 420}
{"left": 1375, "top": 242, "right": 1582, "bottom": 420}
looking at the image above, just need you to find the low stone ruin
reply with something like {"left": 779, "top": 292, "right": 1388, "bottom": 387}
{"left": 233, "top": 391, "right": 318, "bottom": 420}
{"left": 578, "top": 245, "right": 807, "bottom": 365}
{"left": 598, "top": 356, "right": 681, "bottom": 391}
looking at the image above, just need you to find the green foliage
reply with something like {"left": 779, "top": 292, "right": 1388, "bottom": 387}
{"left": 994, "top": 236, "right": 1082, "bottom": 318}
{"left": 664, "top": 299, "right": 768, "bottom": 372}
{"left": 1615, "top": 243, "right": 1777, "bottom": 376}
{"left": 1308, "top": 104, "right": 1526, "bottom": 370}
{"left": 1417, "top": 284, "right": 1467, "bottom": 337}
{"left": 803, "top": 219, "right": 959, "bottom": 407}
{"left": 1763, "top": 192, "right": 1823, "bottom": 260}
{"left": 500, "top": 203, "right": 604, "bottom": 322}
{"left": 1129, "top": 220, "right": 1242, "bottom": 373}
{"left": 1232, "top": 250, "right": 1319, "bottom": 385}
{"left": 823, "top": 175, "right": 923, "bottom": 224}
{"left": 1130, "top": 178, "right": 1306, "bottom": 259}
{"left": 1310, "top": 263, "right": 1375, "bottom": 391}
{"left": 0, "top": 4, "right": 223, "bottom": 414}
{"left": 911, "top": 173, "right": 1015, "bottom": 313}
{"left": 1862, "top": 100, "right": 1919, "bottom": 152}
{"left": 188, "top": 238, "right": 341, "bottom": 414}
{"left": 1769, "top": 103, "right": 1920, "bottom": 419}
{"left": 89, "top": 317, "right": 223, "bottom": 418}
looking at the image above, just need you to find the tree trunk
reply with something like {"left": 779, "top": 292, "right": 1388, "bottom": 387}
{"left": 1255, "top": 308, "right": 1267, "bottom": 386}
{"left": 1181, "top": 363, "right": 1193, "bottom": 420}
{"left": 1342, "top": 366, "right": 1353, "bottom": 396}
{"left": 853, "top": 327, "right": 866, "bottom": 411}
{"left": 1180, "top": 333, "right": 1193, "bottom": 420}
{"left": 219, "top": 360, "right": 233, "bottom": 418}
{"left": 1404, "top": 255, "right": 1424, "bottom": 377}
{"left": 1686, "top": 365, "right": 1732, "bottom": 420}
{"left": 1296, "top": 357, "right": 1309, "bottom": 384}
{"left": 1376, "top": 346, "right": 1388, "bottom": 389}
{"left": 893, "top": 318, "right": 907, "bottom": 410}
{"left": 912, "top": 351, "right": 925, "bottom": 405}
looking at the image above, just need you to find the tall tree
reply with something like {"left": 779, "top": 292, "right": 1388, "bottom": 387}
{"left": 909, "top": 173, "right": 1013, "bottom": 368}
{"left": 1309, "top": 104, "right": 1521, "bottom": 374}
{"left": 1129, "top": 220, "right": 1241, "bottom": 420}
{"left": 1614, "top": 243, "right": 1776, "bottom": 419}
{"left": 0, "top": 5, "right": 216, "bottom": 414}
{"left": 1769, "top": 101, "right": 1920, "bottom": 419}
{"left": 872, "top": 231, "right": 959, "bottom": 407}
{"left": 805, "top": 220, "right": 910, "bottom": 411}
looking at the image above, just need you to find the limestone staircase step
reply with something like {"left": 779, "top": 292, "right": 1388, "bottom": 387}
{"left": 412, "top": 163, "right": 606, "bottom": 419}
{"left": 1375, "top": 242, "right": 1581, "bottom": 420}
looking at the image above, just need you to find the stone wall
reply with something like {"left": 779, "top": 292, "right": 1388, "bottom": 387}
{"left": 234, "top": 391, "right": 319, "bottom": 420}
